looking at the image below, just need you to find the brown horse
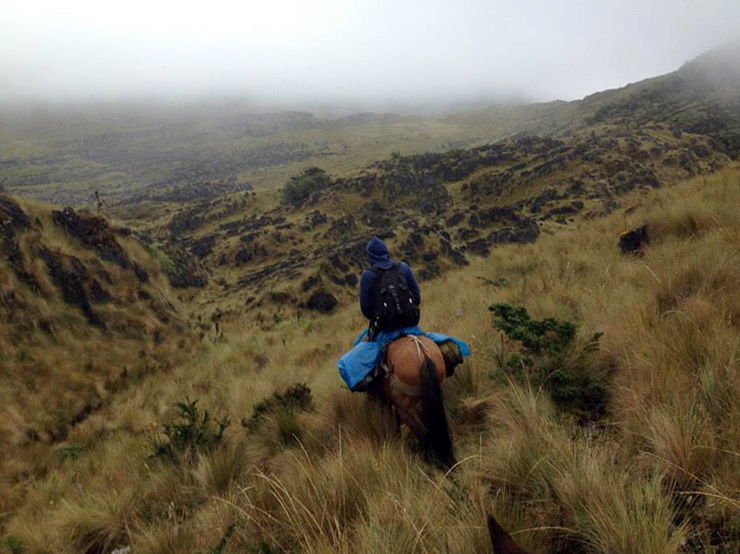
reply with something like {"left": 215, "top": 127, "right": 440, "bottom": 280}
{"left": 372, "top": 335, "right": 456, "bottom": 468}
{"left": 487, "top": 514, "right": 532, "bottom": 554}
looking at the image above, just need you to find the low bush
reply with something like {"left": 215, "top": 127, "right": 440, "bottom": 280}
{"left": 152, "top": 398, "right": 230, "bottom": 462}
{"left": 281, "top": 167, "right": 332, "bottom": 206}
{"left": 489, "top": 302, "right": 609, "bottom": 421}
{"left": 243, "top": 383, "right": 313, "bottom": 431}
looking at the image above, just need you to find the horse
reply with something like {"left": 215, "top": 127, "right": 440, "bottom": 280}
{"left": 487, "top": 514, "right": 532, "bottom": 554}
{"left": 370, "top": 334, "right": 456, "bottom": 468}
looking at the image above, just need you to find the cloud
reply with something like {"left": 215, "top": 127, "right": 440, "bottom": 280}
{"left": 1, "top": 0, "right": 739, "bottom": 107}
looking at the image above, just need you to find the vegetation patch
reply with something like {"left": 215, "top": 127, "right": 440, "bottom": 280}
{"left": 489, "top": 302, "right": 609, "bottom": 421}
{"left": 281, "top": 167, "right": 333, "bottom": 206}
{"left": 243, "top": 383, "right": 314, "bottom": 432}
{"left": 152, "top": 398, "right": 230, "bottom": 462}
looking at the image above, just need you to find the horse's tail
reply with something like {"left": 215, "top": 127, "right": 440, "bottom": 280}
{"left": 419, "top": 357, "right": 455, "bottom": 469}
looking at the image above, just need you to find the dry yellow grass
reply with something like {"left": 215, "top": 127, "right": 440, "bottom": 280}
{"left": 4, "top": 165, "right": 740, "bottom": 552}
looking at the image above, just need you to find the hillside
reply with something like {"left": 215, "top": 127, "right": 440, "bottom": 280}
{"left": 0, "top": 195, "right": 196, "bottom": 526}
{"left": 0, "top": 106, "right": 536, "bottom": 209}
{"left": 461, "top": 41, "right": 740, "bottom": 158}
{"left": 1, "top": 42, "right": 738, "bottom": 215}
{"left": 578, "top": 41, "right": 740, "bottom": 157}
{"left": 140, "top": 43, "right": 740, "bottom": 321}
{"left": 2, "top": 43, "right": 740, "bottom": 553}
{"left": 158, "top": 122, "right": 726, "bottom": 319}
{"left": 3, "top": 164, "right": 739, "bottom": 553}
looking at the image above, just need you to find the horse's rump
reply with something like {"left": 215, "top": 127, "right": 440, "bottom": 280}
{"left": 382, "top": 336, "right": 446, "bottom": 436}
{"left": 385, "top": 335, "right": 445, "bottom": 392}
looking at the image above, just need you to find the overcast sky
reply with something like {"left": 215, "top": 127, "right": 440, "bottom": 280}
{"left": 2, "top": 0, "right": 739, "bottom": 108}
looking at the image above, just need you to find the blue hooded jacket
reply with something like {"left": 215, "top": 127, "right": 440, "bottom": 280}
{"left": 359, "top": 237, "right": 421, "bottom": 320}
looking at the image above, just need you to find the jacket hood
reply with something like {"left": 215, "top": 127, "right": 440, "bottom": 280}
{"left": 366, "top": 237, "right": 394, "bottom": 269}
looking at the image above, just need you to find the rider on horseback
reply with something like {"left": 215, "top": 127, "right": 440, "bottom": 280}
{"left": 360, "top": 237, "right": 421, "bottom": 339}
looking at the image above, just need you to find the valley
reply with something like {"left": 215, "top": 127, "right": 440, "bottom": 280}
{"left": 1, "top": 43, "right": 740, "bottom": 553}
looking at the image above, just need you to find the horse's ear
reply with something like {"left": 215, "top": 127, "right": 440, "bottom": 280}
{"left": 487, "top": 514, "right": 531, "bottom": 554}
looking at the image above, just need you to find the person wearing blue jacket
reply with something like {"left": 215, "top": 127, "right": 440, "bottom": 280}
{"left": 360, "top": 237, "right": 421, "bottom": 337}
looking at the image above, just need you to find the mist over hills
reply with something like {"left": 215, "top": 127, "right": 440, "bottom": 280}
{"left": 2, "top": 42, "right": 739, "bottom": 210}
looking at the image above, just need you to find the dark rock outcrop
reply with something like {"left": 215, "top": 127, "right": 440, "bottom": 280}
{"left": 162, "top": 245, "right": 208, "bottom": 289}
{"left": 39, "top": 248, "right": 106, "bottom": 329}
{"left": 52, "top": 207, "right": 130, "bottom": 268}
{"left": 0, "top": 196, "right": 31, "bottom": 233}
{"left": 1, "top": 196, "right": 41, "bottom": 291}
{"left": 305, "top": 291, "right": 338, "bottom": 313}
{"left": 619, "top": 225, "right": 649, "bottom": 255}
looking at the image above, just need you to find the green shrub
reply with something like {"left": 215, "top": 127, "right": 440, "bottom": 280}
{"left": 489, "top": 303, "right": 608, "bottom": 421}
{"left": 203, "top": 523, "right": 235, "bottom": 554}
{"left": 243, "top": 383, "right": 313, "bottom": 431}
{"left": 281, "top": 167, "right": 332, "bottom": 206}
{"left": 5, "top": 536, "right": 23, "bottom": 554}
{"left": 57, "top": 442, "right": 86, "bottom": 461}
{"left": 152, "top": 398, "right": 230, "bottom": 462}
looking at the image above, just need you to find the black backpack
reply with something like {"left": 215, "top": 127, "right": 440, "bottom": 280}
{"left": 371, "top": 264, "right": 420, "bottom": 331}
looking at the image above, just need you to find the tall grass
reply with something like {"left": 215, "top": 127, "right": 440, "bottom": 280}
{"left": 4, "top": 165, "right": 740, "bottom": 552}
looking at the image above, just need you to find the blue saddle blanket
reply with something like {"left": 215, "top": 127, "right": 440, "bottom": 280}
{"left": 337, "top": 325, "right": 471, "bottom": 390}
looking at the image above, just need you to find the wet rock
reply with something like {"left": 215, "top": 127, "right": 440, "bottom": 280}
{"left": 325, "top": 215, "right": 356, "bottom": 240}
{"left": 89, "top": 279, "right": 112, "bottom": 303}
{"left": 137, "top": 290, "right": 152, "bottom": 301}
{"left": 167, "top": 205, "right": 207, "bottom": 235}
{"left": 302, "top": 274, "right": 322, "bottom": 291}
{"left": 1, "top": 231, "right": 41, "bottom": 292}
{"left": 305, "top": 291, "right": 338, "bottom": 313}
{"left": 52, "top": 207, "right": 130, "bottom": 268}
{"left": 0, "top": 198, "right": 40, "bottom": 291}
{"left": 235, "top": 243, "right": 267, "bottom": 266}
{"left": 444, "top": 244, "right": 468, "bottom": 266}
{"left": 466, "top": 238, "right": 491, "bottom": 256}
{"left": 301, "top": 211, "right": 327, "bottom": 231}
{"left": 162, "top": 245, "right": 208, "bottom": 289}
{"left": 239, "top": 231, "right": 260, "bottom": 244}
{"left": 418, "top": 261, "right": 442, "bottom": 281}
{"left": 133, "top": 264, "right": 149, "bottom": 283}
{"left": 530, "top": 188, "right": 559, "bottom": 213}
{"left": 549, "top": 201, "right": 584, "bottom": 216}
{"left": 422, "top": 250, "right": 438, "bottom": 262}
{"left": 445, "top": 212, "right": 464, "bottom": 227}
{"left": 0, "top": 196, "right": 31, "bottom": 233}
{"left": 39, "top": 249, "right": 106, "bottom": 329}
{"left": 456, "top": 227, "right": 479, "bottom": 241}
{"left": 619, "top": 225, "right": 649, "bottom": 255}
{"left": 269, "top": 291, "right": 293, "bottom": 304}
{"left": 489, "top": 218, "right": 540, "bottom": 245}
{"left": 191, "top": 234, "right": 216, "bottom": 259}
{"left": 235, "top": 249, "right": 252, "bottom": 266}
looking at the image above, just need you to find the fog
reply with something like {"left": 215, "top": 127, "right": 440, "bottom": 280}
{"left": 2, "top": 0, "right": 739, "bottom": 110}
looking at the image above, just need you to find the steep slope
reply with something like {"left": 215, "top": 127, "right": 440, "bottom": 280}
{"left": 578, "top": 40, "right": 740, "bottom": 156}
{"left": 143, "top": 43, "right": 740, "bottom": 319}
{"left": 0, "top": 196, "right": 195, "bottom": 528}
{"left": 161, "top": 121, "right": 726, "bottom": 319}
{"left": 4, "top": 164, "right": 739, "bottom": 553}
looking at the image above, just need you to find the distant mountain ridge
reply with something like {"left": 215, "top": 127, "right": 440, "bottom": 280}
{"left": 576, "top": 41, "right": 740, "bottom": 156}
